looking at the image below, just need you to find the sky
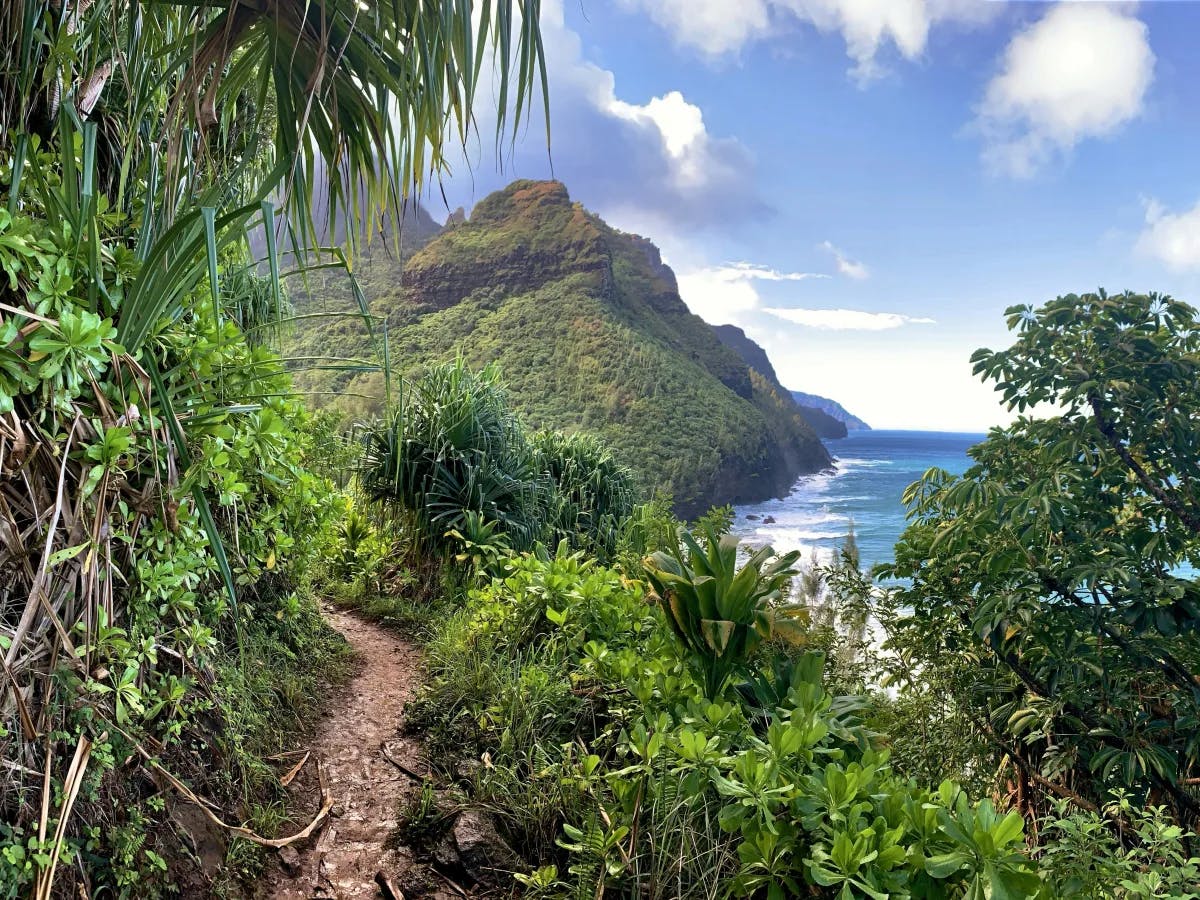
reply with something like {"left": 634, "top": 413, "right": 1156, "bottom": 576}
{"left": 433, "top": 0, "right": 1200, "bottom": 432}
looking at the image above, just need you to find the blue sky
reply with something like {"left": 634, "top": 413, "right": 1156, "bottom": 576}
{"left": 437, "top": 1, "right": 1200, "bottom": 431}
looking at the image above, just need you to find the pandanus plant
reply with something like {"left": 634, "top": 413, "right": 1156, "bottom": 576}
{"left": 644, "top": 523, "right": 801, "bottom": 700}
{"left": 0, "top": 2, "right": 548, "bottom": 891}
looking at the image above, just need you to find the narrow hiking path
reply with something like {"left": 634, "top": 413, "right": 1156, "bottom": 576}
{"left": 261, "top": 606, "right": 433, "bottom": 899}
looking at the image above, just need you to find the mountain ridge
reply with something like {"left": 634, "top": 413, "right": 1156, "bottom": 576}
{"left": 711, "top": 324, "right": 849, "bottom": 440}
{"left": 789, "top": 390, "right": 870, "bottom": 431}
{"left": 288, "top": 180, "right": 830, "bottom": 515}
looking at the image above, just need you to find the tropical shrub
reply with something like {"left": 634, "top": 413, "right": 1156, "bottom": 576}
{"left": 644, "top": 524, "right": 801, "bottom": 699}
{"left": 409, "top": 540, "right": 1045, "bottom": 899}
{"left": 881, "top": 291, "right": 1200, "bottom": 828}
{"left": 445, "top": 509, "right": 515, "bottom": 579}
{"left": 361, "top": 359, "right": 641, "bottom": 571}
{"left": 1037, "top": 794, "right": 1200, "bottom": 898}
{"left": 532, "top": 429, "right": 636, "bottom": 559}
{"left": 361, "top": 359, "right": 551, "bottom": 551}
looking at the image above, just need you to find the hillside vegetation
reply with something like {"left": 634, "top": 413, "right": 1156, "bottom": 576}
{"left": 289, "top": 181, "right": 829, "bottom": 515}
{"left": 712, "top": 324, "right": 850, "bottom": 439}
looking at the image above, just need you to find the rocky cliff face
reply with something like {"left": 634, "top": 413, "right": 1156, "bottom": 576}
{"left": 291, "top": 180, "right": 830, "bottom": 516}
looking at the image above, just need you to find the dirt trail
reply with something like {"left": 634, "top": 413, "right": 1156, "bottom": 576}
{"left": 263, "top": 606, "right": 428, "bottom": 899}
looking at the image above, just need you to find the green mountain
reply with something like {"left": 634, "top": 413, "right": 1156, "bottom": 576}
{"left": 711, "top": 324, "right": 848, "bottom": 440}
{"left": 789, "top": 390, "right": 870, "bottom": 432}
{"left": 288, "top": 180, "right": 830, "bottom": 515}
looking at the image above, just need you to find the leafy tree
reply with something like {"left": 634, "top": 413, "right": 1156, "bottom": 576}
{"left": 884, "top": 291, "right": 1200, "bottom": 825}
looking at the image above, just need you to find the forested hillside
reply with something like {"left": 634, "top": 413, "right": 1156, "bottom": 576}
{"left": 289, "top": 181, "right": 829, "bottom": 514}
{"left": 712, "top": 323, "right": 849, "bottom": 439}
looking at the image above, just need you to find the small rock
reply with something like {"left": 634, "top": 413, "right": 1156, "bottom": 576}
{"left": 762, "top": 516, "right": 776, "bottom": 524}
{"left": 432, "top": 832, "right": 460, "bottom": 871}
{"left": 455, "top": 758, "right": 482, "bottom": 784}
{"left": 746, "top": 514, "right": 760, "bottom": 521}
{"left": 278, "top": 845, "right": 302, "bottom": 876}
{"left": 452, "top": 809, "right": 522, "bottom": 887}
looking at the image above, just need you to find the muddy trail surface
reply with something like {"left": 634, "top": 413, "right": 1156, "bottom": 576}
{"left": 261, "top": 606, "right": 437, "bottom": 900}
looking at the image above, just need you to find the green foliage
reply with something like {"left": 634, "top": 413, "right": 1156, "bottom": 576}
{"left": 361, "top": 358, "right": 550, "bottom": 551}
{"left": 614, "top": 493, "right": 682, "bottom": 573}
{"left": 361, "top": 357, "right": 639, "bottom": 575}
{"left": 1038, "top": 794, "right": 1200, "bottom": 898}
{"left": 882, "top": 291, "right": 1200, "bottom": 826}
{"left": 532, "top": 429, "right": 636, "bottom": 559}
{"left": 446, "top": 510, "right": 514, "bottom": 579}
{"left": 645, "top": 524, "right": 800, "bottom": 699}
{"left": 408, "top": 541, "right": 1044, "bottom": 899}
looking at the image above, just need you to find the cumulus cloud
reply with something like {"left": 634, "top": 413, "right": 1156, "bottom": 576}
{"left": 677, "top": 262, "right": 828, "bottom": 321}
{"left": 1136, "top": 198, "right": 1200, "bottom": 271}
{"left": 820, "top": 241, "right": 869, "bottom": 280}
{"left": 617, "top": 0, "right": 997, "bottom": 82}
{"left": 762, "top": 307, "right": 935, "bottom": 330}
{"left": 460, "top": 0, "right": 766, "bottom": 234}
{"left": 976, "top": 3, "right": 1154, "bottom": 177}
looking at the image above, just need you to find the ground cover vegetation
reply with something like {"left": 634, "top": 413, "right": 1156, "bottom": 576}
{"left": 0, "top": 0, "right": 545, "bottom": 895}
{"left": 332, "top": 294, "right": 1200, "bottom": 899}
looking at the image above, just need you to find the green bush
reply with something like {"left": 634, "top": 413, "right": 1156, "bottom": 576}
{"left": 644, "top": 523, "right": 800, "bottom": 700}
{"left": 360, "top": 358, "right": 640, "bottom": 573}
{"left": 361, "top": 358, "right": 550, "bottom": 551}
{"left": 532, "top": 429, "right": 636, "bottom": 560}
{"left": 408, "top": 541, "right": 1046, "bottom": 899}
{"left": 1038, "top": 794, "right": 1200, "bottom": 898}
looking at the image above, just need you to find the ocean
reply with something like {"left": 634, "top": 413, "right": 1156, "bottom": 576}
{"left": 733, "top": 430, "right": 986, "bottom": 570}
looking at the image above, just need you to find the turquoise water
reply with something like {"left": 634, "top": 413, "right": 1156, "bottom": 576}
{"left": 734, "top": 430, "right": 985, "bottom": 569}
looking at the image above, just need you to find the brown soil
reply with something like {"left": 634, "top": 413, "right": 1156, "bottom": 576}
{"left": 260, "top": 606, "right": 434, "bottom": 899}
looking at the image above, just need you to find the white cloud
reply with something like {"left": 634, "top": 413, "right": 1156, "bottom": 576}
{"left": 605, "top": 90, "right": 742, "bottom": 194}
{"left": 763, "top": 307, "right": 935, "bottom": 330}
{"left": 617, "top": 0, "right": 997, "bottom": 82}
{"left": 1136, "top": 198, "right": 1200, "bottom": 271}
{"left": 976, "top": 3, "right": 1154, "bottom": 178}
{"left": 820, "top": 240, "right": 869, "bottom": 280}
{"left": 614, "top": 0, "right": 772, "bottom": 59}
{"left": 702, "top": 262, "right": 828, "bottom": 283}
{"left": 460, "top": 0, "right": 766, "bottom": 234}
{"left": 677, "top": 262, "right": 827, "bottom": 321}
